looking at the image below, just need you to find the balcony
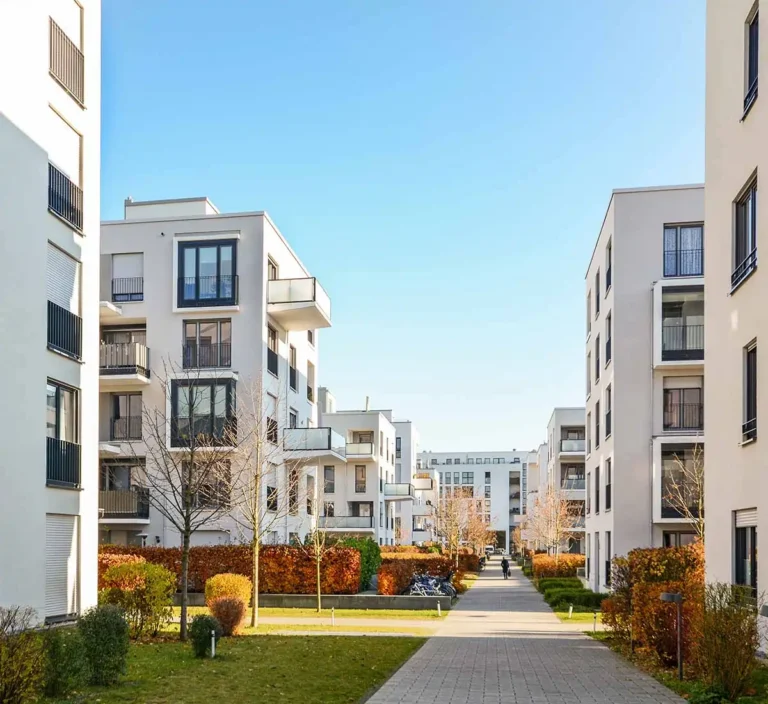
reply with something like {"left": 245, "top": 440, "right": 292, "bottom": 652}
{"left": 47, "top": 437, "right": 81, "bottom": 488}
{"left": 346, "top": 442, "right": 375, "bottom": 460}
{"left": 110, "top": 416, "right": 142, "bottom": 442}
{"left": 267, "top": 277, "right": 332, "bottom": 330}
{"left": 112, "top": 277, "right": 144, "bottom": 303}
{"left": 47, "top": 301, "right": 82, "bottom": 360}
{"left": 318, "top": 516, "right": 374, "bottom": 531}
{"left": 384, "top": 483, "right": 415, "bottom": 501}
{"left": 177, "top": 275, "right": 238, "bottom": 308}
{"left": 183, "top": 343, "right": 231, "bottom": 369}
{"left": 49, "top": 18, "right": 84, "bottom": 105}
{"left": 412, "top": 529, "right": 432, "bottom": 543}
{"left": 662, "top": 324, "right": 704, "bottom": 362}
{"left": 412, "top": 475, "right": 435, "bottom": 491}
{"left": 412, "top": 502, "right": 435, "bottom": 517}
{"left": 99, "top": 343, "right": 151, "bottom": 391}
{"left": 559, "top": 439, "right": 585, "bottom": 457}
{"left": 664, "top": 402, "right": 704, "bottom": 432}
{"left": 48, "top": 163, "right": 83, "bottom": 231}
{"left": 282, "top": 427, "right": 346, "bottom": 462}
{"left": 99, "top": 488, "right": 150, "bottom": 521}
{"left": 561, "top": 478, "right": 586, "bottom": 491}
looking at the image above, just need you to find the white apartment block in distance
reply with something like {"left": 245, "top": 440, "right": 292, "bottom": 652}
{"left": 585, "top": 185, "right": 705, "bottom": 592}
{"left": 99, "top": 197, "right": 331, "bottom": 547}
{"left": 522, "top": 443, "right": 547, "bottom": 550}
{"left": 419, "top": 451, "right": 530, "bottom": 554}
{"left": 0, "top": 0, "right": 101, "bottom": 623}
{"left": 704, "top": 0, "right": 763, "bottom": 596}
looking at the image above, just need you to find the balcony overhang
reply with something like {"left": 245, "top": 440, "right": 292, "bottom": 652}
{"left": 267, "top": 278, "right": 332, "bottom": 331}
{"left": 412, "top": 477, "right": 435, "bottom": 491}
{"left": 411, "top": 503, "right": 435, "bottom": 517}
{"left": 99, "top": 372, "right": 151, "bottom": 393}
{"left": 384, "top": 483, "right": 415, "bottom": 501}
{"left": 99, "top": 301, "right": 123, "bottom": 321}
{"left": 282, "top": 428, "right": 346, "bottom": 464}
{"left": 412, "top": 529, "right": 432, "bottom": 542}
{"left": 99, "top": 516, "right": 150, "bottom": 526}
{"left": 98, "top": 441, "right": 122, "bottom": 456}
{"left": 345, "top": 443, "right": 375, "bottom": 462}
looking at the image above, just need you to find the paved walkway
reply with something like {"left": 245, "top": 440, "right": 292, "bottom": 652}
{"left": 367, "top": 565, "right": 683, "bottom": 704}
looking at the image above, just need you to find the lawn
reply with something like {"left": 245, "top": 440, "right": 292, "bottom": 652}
{"left": 175, "top": 606, "right": 446, "bottom": 620}
{"left": 49, "top": 636, "right": 425, "bottom": 704}
{"left": 554, "top": 611, "right": 602, "bottom": 624}
{"left": 162, "top": 621, "right": 435, "bottom": 637}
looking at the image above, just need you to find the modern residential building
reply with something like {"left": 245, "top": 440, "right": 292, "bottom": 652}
{"left": 585, "top": 185, "right": 705, "bottom": 592}
{"left": 419, "top": 450, "right": 530, "bottom": 554}
{"left": 99, "top": 197, "right": 331, "bottom": 547}
{"left": 0, "top": 1, "right": 101, "bottom": 623}
{"left": 704, "top": 0, "right": 763, "bottom": 596}
{"left": 394, "top": 420, "right": 437, "bottom": 545}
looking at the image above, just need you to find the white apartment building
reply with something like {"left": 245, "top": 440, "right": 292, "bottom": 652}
{"left": 0, "top": 1, "right": 101, "bottom": 623}
{"left": 419, "top": 450, "right": 529, "bottom": 554}
{"left": 521, "top": 443, "right": 547, "bottom": 551}
{"left": 99, "top": 197, "right": 331, "bottom": 547}
{"left": 704, "top": 0, "right": 763, "bottom": 596}
{"left": 394, "top": 421, "right": 437, "bottom": 545}
{"left": 585, "top": 185, "right": 705, "bottom": 592}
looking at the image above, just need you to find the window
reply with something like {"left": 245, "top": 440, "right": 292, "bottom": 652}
{"left": 396, "top": 437, "right": 401, "bottom": 458}
{"left": 267, "top": 258, "right": 278, "bottom": 281}
{"left": 595, "top": 271, "right": 600, "bottom": 316}
{"left": 605, "top": 459, "right": 612, "bottom": 510}
{"left": 430, "top": 459, "right": 438, "bottom": 466}
{"left": 586, "top": 292, "right": 592, "bottom": 336}
{"left": 745, "top": 9, "right": 759, "bottom": 114}
{"left": 744, "top": 342, "right": 758, "bottom": 441}
{"left": 307, "top": 360, "right": 316, "bottom": 402}
{"left": 586, "top": 473, "right": 591, "bottom": 513}
{"left": 171, "top": 380, "right": 236, "bottom": 447}
{"left": 587, "top": 412, "right": 592, "bottom": 454}
{"left": 663, "top": 531, "right": 697, "bottom": 548}
{"left": 44, "top": 514, "right": 79, "bottom": 621}
{"left": 735, "top": 523, "right": 758, "bottom": 596}
{"left": 308, "top": 329, "right": 315, "bottom": 346}
{"left": 267, "top": 416, "right": 278, "bottom": 444}
{"left": 46, "top": 380, "right": 78, "bottom": 444}
{"left": 733, "top": 178, "right": 758, "bottom": 289}
{"left": 454, "top": 472, "right": 460, "bottom": 485}
{"left": 444, "top": 472, "right": 452, "bottom": 485}
{"left": 178, "top": 240, "right": 237, "bottom": 307}
{"left": 606, "top": 238, "right": 612, "bottom": 290}
{"left": 288, "top": 409, "right": 298, "bottom": 429}
{"left": 324, "top": 501, "right": 335, "bottom": 517}
{"left": 595, "top": 335, "right": 601, "bottom": 381}
{"left": 266, "top": 486, "right": 278, "bottom": 512}
{"left": 606, "top": 312, "right": 612, "bottom": 364}
{"left": 454, "top": 457, "right": 460, "bottom": 464}
{"left": 289, "top": 467, "right": 299, "bottom": 515}
{"left": 483, "top": 458, "right": 491, "bottom": 464}
{"left": 663, "top": 225, "right": 704, "bottom": 277}
{"left": 289, "top": 345, "right": 298, "bottom": 390}
{"left": 306, "top": 475, "right": 315, "bottom": 515}
{"left": 467, "top": 458, "right": 474, "bottom": 465}
{"left": 605, "top": 531, "right": 611, "bottom": 587}
{"left": 493, "top": 458, "right": 502, "bottom": 464}
{"left": 324, "top": 466, "right": 335, "bottom": 493}
{"left": 605, "top": 386, "right": 612, "bottom": 438}
{"left": 512, "top": 457, "right": 520, "bottom": 464}
{"left": 109, "top": 392, "right": 142, "bottom": 441}
{"left": 484, "top": 486, "right": 491, "bottom": 498}
{"left": 267, "top": 325, "right": 279, "bottom": 376}
{"left": 181, "top": 460, "right": 231, "bottom": 509}
{"left": 462, "top": 472, "right": 474, "bottom": 485}
{"left": 355, "top": 465, "right": 366, "bottom": 493}
{"left": 663, "top": 387, "right": 703, "bottom": 430}
{"left": 586, "top": 352, "right": 592, "bottom": 396}
{"left": 183, "top": 319, "right": 231, "bottom": 368}
{"left": 661, "top": 445, "right": 703, "bottom": 518}
{"left": 47, "top": 243, "right": 82, "bottom": 359}
{"left": 661, "top": 288, "right": 705, "bottom": 360}
{"left": 595, "top": 464, "right": 600, "bottom": 514}
{"left": 111, "top": 253, "right": 144, "bottom": 302}
{"left": 595, "top": 401, "right": 601, "bottom": 448}
{"left": 446, "top": 458, "right": 452, "bottom": 465}
{"left": 485, "top": 471, "right": 491, "bottom": 484}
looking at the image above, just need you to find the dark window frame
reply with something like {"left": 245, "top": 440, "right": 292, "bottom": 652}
{"left": 605, "top": 459, "right": 612, "bottom": 511}
{"left": 745, "top": 10, "right": 760, "bottom": 116}
{"left": 733, "top": 178, "right": 758, "bottom": 290}
{"left": 663, "top": 224, "right": 704, "bottom": 278}
{"left": 170, "top": 379, "right": 236, "bottom": 448}
{"left": 178, "top": 240, "right": 238, "bottom": 307}
{"left": 46, "top": 379, "right": 79, "bottom": 444}
{"left": 183, "top": 319, "right": 232, "bottom": 369}
{"left": 744, "top": 342, "right": 758, "bottom": 442}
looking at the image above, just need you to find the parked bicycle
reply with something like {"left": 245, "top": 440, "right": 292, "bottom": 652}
{"left": 405, "top": 572, "right": 457, "bottom": 598}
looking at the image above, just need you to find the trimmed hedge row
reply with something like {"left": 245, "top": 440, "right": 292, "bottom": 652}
{"left": 97, "top": 553, "right": 145, "bottom": 590}
{"left": 377, "top": 555, "right": 453, "bottom": 595}
{"left": 532, "top": 554, "right": 585, "bottom": 579}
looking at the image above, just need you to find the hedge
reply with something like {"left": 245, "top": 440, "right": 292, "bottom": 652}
{"left": 544, "top": 588, "right": 607, "bottom": 610}
{"left": 99, "top": 545, "right": 360, "bottom": 595}
{"left": 532, "top": 554, "right": 585, "bottom": 579}
{"left": 536, "top": 578, "right": 582, "bottom": 592}
{"left": 97, "top": 553, "right": 146, "bottom": 590}
{"left": 377, "top": 555, "right": 453, "bottom": 595}
{"left": 337, "top": 537, "right": 381, "bottom": 591}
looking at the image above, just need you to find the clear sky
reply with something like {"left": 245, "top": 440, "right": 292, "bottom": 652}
{"left": 101, "top": 1, "right": 705, "bottom": 452}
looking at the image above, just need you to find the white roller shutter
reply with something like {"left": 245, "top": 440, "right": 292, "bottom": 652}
{"left": 47, "top": 244, "right": 80, "bottom": 313}
{"left": 112, "top": 253, "right": 143, "bottom": 279}
{"left": 45, "top": 515, "right": 79, "bottom": 619}
{"left": 736, "top": 508, "right": 758, "bottom": 527}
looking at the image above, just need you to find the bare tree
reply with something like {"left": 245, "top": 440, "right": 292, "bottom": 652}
{"left": 436, "top": 488, "right": 489, "bottom": 566}
{"left": 662, "top": 443, "right": 705, "bottom": 542}
{"left": 526, "top": 486, "right": 583, "bottom": 558}
{"left": 134, "top": 361, "right": 239, "bottom": 640}
{"left": 296, "top": 485, "right": 336, "bottom": 613}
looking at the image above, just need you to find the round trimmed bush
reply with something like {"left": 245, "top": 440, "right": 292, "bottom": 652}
{"left": 189, "top": 615, "right": 222, "bottom": 658}
{"left": 78, "top": 605, "right": 129, "bottom": 686}
{"left": 205, "top": 573, "right": 252, "bottom": 608}
{"left": 209, "top": 597, "right": 246, "bottom": 636}
{"left": 43, "top": 627, "right": 90, "bottom": 698}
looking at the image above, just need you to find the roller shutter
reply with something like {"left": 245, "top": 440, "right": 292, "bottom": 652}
{"left": 735, "top": 508, "right": 758, "bottom": 528}
{"left": 45, "top": 514, "right": 79, "bottom": 619}
{"left": 47, "top": 244, "right": 80, "bottom": 313}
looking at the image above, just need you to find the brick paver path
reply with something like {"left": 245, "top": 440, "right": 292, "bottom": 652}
{"left": 367, "top": 564, "right": 683, "bottom": 704}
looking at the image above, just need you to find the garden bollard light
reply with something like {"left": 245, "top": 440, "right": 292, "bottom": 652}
{"left": 211, "top": 630, "right": 216, "bottom": 659}
{"left": 660, "top": 592, "right": 683, "bottom": 680}
{"left": 568, "top": 605, "right": 573, "bottom": 620}
{"left": 437, "top": 602, "right": 441, "bottom": 617}
{"left": 593, "top": 610, "right": 597, "bottom": 633}
{"left": 331, "top": 607, "right": 335, "bottom": 627}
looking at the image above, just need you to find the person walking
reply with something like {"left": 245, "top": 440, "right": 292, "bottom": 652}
{"left": 500, "top": 556, "right": 510, "bottom": 580}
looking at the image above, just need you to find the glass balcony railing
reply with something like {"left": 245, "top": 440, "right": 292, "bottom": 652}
{"left": 318, "top": 516, "right": 373, "bottom": 529}
{"left": 346, "top": 442, "right": 374, "bottom": 456}
{"left": 283, "top": 428, "right": 345, "bottom": 456}
{"left": 561, "top": 478, "right": 586, "bottom": 491}
{"left": 268, "top": 278, "right": 331, "bottom": 319}
{"left": 384, "top": 483, "right": 415, "bottom": 499}
{"left": 560, "top": 439, "right": 586, "bottom": 453}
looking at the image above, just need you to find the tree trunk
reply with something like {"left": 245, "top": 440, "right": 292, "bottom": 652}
{"left": 251, "top": 538, "right": 260, "bottom": 628}
{"left": 180, "top": 528, "right": 190, "bottom": 641}
{"left": 316, "top": 548, "right": 322, "bottom": 613}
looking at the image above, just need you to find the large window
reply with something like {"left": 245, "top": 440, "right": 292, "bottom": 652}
{"left": 595, "top": 271, "right": 600, "bottom": 316}
{"left": 46, "top": 381, "right": 78, "bottom": 444}
{"left": 266, "top": 486, "right": 278, "bottom": 512}
{"left": 661, "top": 445, "right": 703, "bottom": 518}
{"left": 605, "top": 386, "right": 612, "bottom": 439}
{"left": 735, "top": 522, "right": 757, "bottom": 596}
{"left": 595, "top": 336, "right": 601, "bottom": 381}
{"left": 745, "top": 9, "right": 759, "bottom": 115}
{"left": 744, "top": 342, "right": 758, "bottom": 442}
{"left": 462, "top": 472, "right": 474, "bottom": 485}
{"left": 605, "top": 312, "right": 612, "bottom": 364}
{"left": 183, "top": 320, "right": 231, "bottom": 368}
{"left": 605, "top": 239, "right": 612, "bottom": 290}
{"left": 171, "top": 379, "right": 236, "bottom": 447}
{"left": 289, "top": 345, "right": 297, "bottom": 390}
{"left": 605, "top": 459, "right": 612, "bottom": 510}
{"left": 181, "top": 460, "right": 231, "bottom": 509}
{"left": 396, "top": 437, "right": 401, "bottom": 458}
{"left": 733, "top": 179, "right": 758, "bottom": 289}
{"left": 355, "top": 465, "right": 366, "bottom": 493}
{"left": 661, "top": 288, "right": 705, "bottom": 361}
{"left": 595, "top": 401, "right": 601, "bottom": 449}
{"left": 663, "top": 531, "right": 697, "bottom": 548}
{"left": 324, "top": 466, "right": 335, "bottom": 493}
{"left": 178, "top": 240, "right": 237, "bottom": 307}
{"left": 663, "top": 225, "right": 704, "bottom": 277}
{"left": 267, "top": 325, "right": 279, "bottom": 376}
{"left": 594, "top": 464, "right": 600, "bottom": 514}
{"left": 663, "top": 387, "right": 703, "bottom": 431}
{"left": 110, "top": 392, "right": 142, "bottom": 441}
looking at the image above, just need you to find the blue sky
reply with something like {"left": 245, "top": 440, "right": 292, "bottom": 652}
{"left": 102, "top": 1, "right": 705, "bottom": 451}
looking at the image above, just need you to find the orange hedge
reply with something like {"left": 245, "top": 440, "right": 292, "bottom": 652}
{"left": 99, "top": 544, "right": 360, "bottom": 595}
{"left": 377, "top": 555, "right": 453, "bottom": 595}
{"left": 98, "top": 553, "right": 146, "bottom": 590}
{"left": 532, "top": 554, "right": 585, "bottom": 579}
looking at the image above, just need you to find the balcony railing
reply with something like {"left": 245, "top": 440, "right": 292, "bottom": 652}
{"left": 732, "top": 249, "right": 758, "bottom": 290}
{"left": 171, "top": 417, "right": 236, "bottom": 448}
{"left": 99, "top": 488, "right": 150, "bottom": 519}
{"left": 48, "top": 162, "right": 83, "bottom": 231}
{"left": 112, "top": 277, "right": 144, "bottom": 302}
{"left": 48, "top": 301, "right": 82, "bottom": 360}
{"left": 743, "top": 417, "right": 758, "bottom": 443}
{"left": 47, "top": 436, "right": 81, "bottom": 488}
{"left": 355, "top": 482, "right": 367, "bottom": 493}
{"left": 606, "top": 266, "right": 612, "bottom": 289}
{"left": 183, "top": 342, "right": 231, "bottom": 369}
{"left": 606, "top": 337, "right": 612, "bottom": 363}
{"left": 384, "top": 483, "right": 415, "bottom": 498}
{"left": 177, "top": 275, "right": 238, "bottom": 307}
{"left": 347, "top": 442, "right": 374, "bottom": 456}
{"left": 572, "top": 516, "right": 586, "bottom": 528}
{"left": 664, "top": 248, "right": 703, "bottom": 278}
{"left": 560, "top": 439, "right": 585, "bottom": 453}
{"left": 100, "top": 342, "right": 150, "bottom": 377}
{"left": 605, "top": 410, "right": 612, "bottom": 438}
{"left": 661, "top": 498, "right": 701, "bottom": 519}
{"left": 49, "top": 18, "right": 84, "bottom": 104}
{"left": 282, "top": 427, "right": 345, "bottom": 456}
{"left": 267, "top": 277, "right": 331, "bottom": 319}
{"left": 664, "top": 402, "right": 704, "bottom": 431}
{"left": 662, "top": 324, "right": 704, "bottom": 361}
{"left": 318, "top": 516, "right": 374, "bottom": 529}
{"left": 111, "top": 416, "right": 142, "bottom": 441}
{"left": 561, "top": 478, "right": 586, "bottom": 491}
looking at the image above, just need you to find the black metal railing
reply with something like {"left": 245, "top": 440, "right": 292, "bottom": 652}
{"left": 664, "top": 248, "right": 703, "bottom": 278}
{"left": 100, "top": 342, "right": 150, "bottom": 377}
{"left": 661, "top": 324, "right": 704, "bottom": 361}
{"left": 170, "top": 417, "right": 237, "bottom": 448}
{"left": 183, "top": 342, "right": 231, "bottom": 369}
{"left": 605, "top": 410, "right": 611, "bottom": 438}
{"left": 47, "top": 300, "right": 82, "bottom": 360}
{"left": 307, "top": 386, "right": 315, "bottom": 403}
{"left": 661, "top": 499, "right": 701, "bottom": 519}
{"left": 49, "top": 18, "right": 84, "bottom": 104}
{"left": 177, "top": 275, "right": 238, "bottom": 307}
{"left": 745, "top": 77, "right": 759, "bottom": 114}
{"left": 110, "top": 416, "right": 142, "bottom": 441}
{"left": 606, "top": 266, "right": 612, "bottom": 289}
{"left": 289, "top": 366, "right": 297, "bottom": 390}
{"left": 664, "top": 402, "right": 703, "bottom": 431}
{"left": 48, "top": 162, "right": 83, "bottom": 231}
{"left": 99, "top": 488, "right": 150, "bottom": 519}
{"left": 606, "top": 337, "right": 612, "bottom": 363}
{"left": 112, "top": 277, "right": 143, "bottom": 302}
{"left": 355, "top": 482, "right": 366, "bottom": 493}
{"left": 743, "top": 417, "right": 758, "bottom": 442}
{"left": 267, "top": 348, "right": 278, "bottom": 376}
{"left": 732, "top": 249, "right": 758, "bottom": 289}
{"left": 46, "top": 436, "right": 81, "bottom": 488}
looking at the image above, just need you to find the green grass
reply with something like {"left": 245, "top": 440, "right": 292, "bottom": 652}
{"left": 174, "top": 606, "right": 446, "bottom": 620}
{"left": 554, "top": 611, "right": 603, "bottom": 623}
{"left": 162, "top": 621, "right": 435, "bottom": 637}
{"left": 48, "top": 636, "right": 425, "bottom": 703}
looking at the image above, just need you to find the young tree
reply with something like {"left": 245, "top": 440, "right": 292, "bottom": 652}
{"left": 526, "top": 486, "right": 583, "bottom": 558}
{"left": 135, "top": 361, "right": 238, "bottom": 641}
{"left": 435, "top": 488, "right": 489, "bottom": 565}
{"left": 297, "top": 484, "right": 336, "bottom": 613}
{"left": 662, "top": 443, "right": 705, "bottom": 542}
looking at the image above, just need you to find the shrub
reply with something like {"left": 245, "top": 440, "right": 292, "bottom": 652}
{"left": 452, "top": 570, "right": 468, "bottom": 594}
{"left": 209, "top": 597, "right": 246, "bottom": 636}
{"left": 100, "top": 562, "right": 175, "bottom": 638}
{"left": 691, "top": 583, "right": 761, "bottom": 701}
{"left": 536, "top": 578, "right": 582, "bottom": 593}
{"left": 98, "top": 553, "right": 146, "bottom": 590}
{"left": 377, "top": 556, "right": 454, "bottom": 595}
{"left": 189, "top": 615, "right": 222, "bottom": 658}
{"left": 458, "top": 554, "right": 481, "bottom": 572}
{"left": 338, "top": 537, "right": 381, "bottom": 590}
{"left": 545, "top": 589, "right": 607, "bottom": 610}
{"left": 532, "top": 554, "right": 585, "bottom": 579}
{"left": 42, "top": 627, "right": 90, "bottom": 698}
{"left": 0, "top": 606, "right": 46, "bottom": 704}
{"left": 78, "top": 605, "right": 129, "bottom": 686}
{"left": 205, "top": 573, "right": 252, "bottom": 607}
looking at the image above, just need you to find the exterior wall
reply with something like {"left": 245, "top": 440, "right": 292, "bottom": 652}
{"left": 0, "top": 0, "right": 101, "bottom": 620}
{"left": 704, "top": 0, "right": 768, "bottom": 588}
{"left": 585, "top": 186, "right": 705, "bottom": 591}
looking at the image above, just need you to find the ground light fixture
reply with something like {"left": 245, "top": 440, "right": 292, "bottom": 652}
{"left": 660, "top": 592, "right": 683, "bottom": 680}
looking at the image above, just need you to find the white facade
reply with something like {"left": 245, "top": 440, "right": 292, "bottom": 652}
{"left": 585, "top": 185, "right": 705, "bottom": 592}
{"left": 99, "top": 197, "right": 331, "bottom": 547}
{"left": 0, "top": 0, "right": 101, "bottom": 622}
{"left": 703, "top": 0, "right": 764, "bottom": 596}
